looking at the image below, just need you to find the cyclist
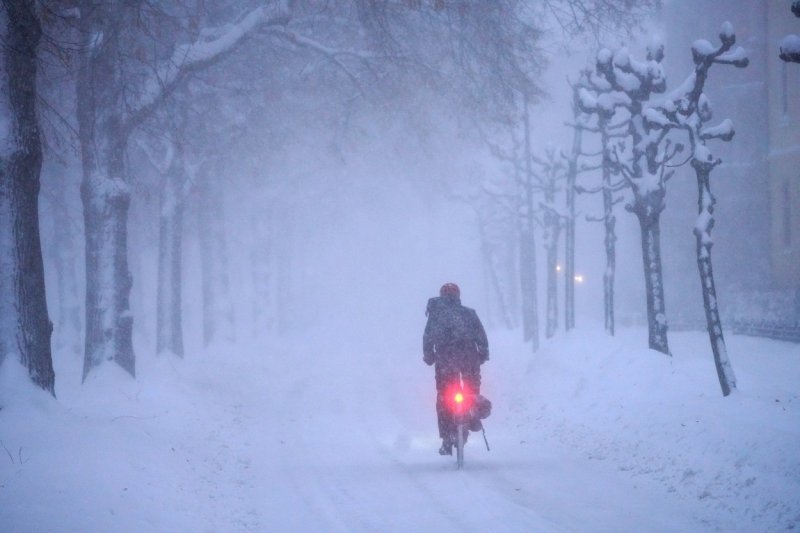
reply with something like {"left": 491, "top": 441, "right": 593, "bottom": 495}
{"left": 423, "top": 283, "right": 489, "bottom": 455}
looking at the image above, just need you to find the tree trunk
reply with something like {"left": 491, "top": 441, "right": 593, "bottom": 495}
{"left": 692, "top": 160, "right": 736, "bottom": 396}
{"left": 80, "top": 162, "right": 135, "bottom": 379}
{"left": 479, "top": 224, "right": 513, "bottom": 330}
{"left": 545, "top": 225, "right": 559, "bottom": 338}
{"left": 156, "top": 154, "right": 185, "bottom": 357}
{"left": 519, "top": 229, "right": 539, "bottom": 350}
{"left": 635, "top": 207, "right": 670, "bottom": 355}
{"left": 521, "top": 97, "right": 539, "bottom": 351}
{"left": 76, "top": 4, "right": 138, "bottom": 380}
{"left": 0, "top": 3, "right": 55, "bottom": 393}
{"left": 602, "top": 183, "right": 617, "bottom": 336}
{"left": 564, "top": 124, "right": 581, "bottom": 331}
{"left": 199, "top": 163, "right": 235, "bottom": 346}
{"left": 544, "top": 192, "right": 560, "bottom": 339}
{"left": 628, "top": 108, "right": 670, "bottom": 355}
{"left": 600, "top": 127, "right": 617, "bottom": 336}
{"left": 51, "top": 193, "right": 82, "bottom": 354}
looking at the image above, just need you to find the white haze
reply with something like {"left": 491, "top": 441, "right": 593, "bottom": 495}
{"left": 1, "top": 2, "right": 799, "bottom": 531}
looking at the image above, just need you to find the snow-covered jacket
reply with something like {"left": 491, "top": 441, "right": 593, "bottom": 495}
{"left": 423, "top": 296, "right": 488, "bottom": 365}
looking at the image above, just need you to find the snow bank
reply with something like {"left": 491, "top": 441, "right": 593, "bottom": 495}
{"left": 492, "top": 327, "right": 800, "bottom": 531}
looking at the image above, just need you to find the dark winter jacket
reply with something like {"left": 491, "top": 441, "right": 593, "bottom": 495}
{"left": 423, "top": 296, "right": 489, "bottom": 366}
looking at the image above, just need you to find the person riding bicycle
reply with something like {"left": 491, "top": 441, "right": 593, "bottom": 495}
{"left": 423, "top": 282, "right": 489, "bottom": 455}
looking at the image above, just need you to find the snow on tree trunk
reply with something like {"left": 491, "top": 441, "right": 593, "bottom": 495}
{"left": 591, "top": 44, "right": 670, "bottom": 354}
{"left": 650, "top": 22, "right": 748, "bottom": 395}
{"left": 632, "top": 197, "right": 669, "bottom": 354}
{"left": 80, "top": 158, "right": 135, "bottom": 379}
{"left": 601, "top": 143, "right": 618, "bottom": 337}
{"left": 630, "top": 120, "right": 670, "bottom": 355}
{"left": 0, "top": 4, "right": 55, "bottom": 393}
{"left": 156, "top": 150, "right": 186, "bottom": 358}
{"left": 693, "top": 159, "right": 736, "bottom": 395}
{"left": 76, "top": 4, "right": 138, "bottom": 380}
{"left": 75, "top": 1, "right": 291, "bottom": 376}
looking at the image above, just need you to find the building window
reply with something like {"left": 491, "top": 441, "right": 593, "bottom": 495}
{"left": 783, "top": 180, "right": 792, "bottom": 248}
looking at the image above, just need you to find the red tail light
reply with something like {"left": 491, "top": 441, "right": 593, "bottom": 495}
{"left": 446, "top": 383, "right": 473, "bottom": 413}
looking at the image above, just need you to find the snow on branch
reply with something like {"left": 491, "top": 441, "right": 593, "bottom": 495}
{"left": 689, "top": 22, "right": 749, "bottom": 68}
{"left": 128, "top": 2, "right": 291, "bottom": 131}
{"left": 780, "top": 34, "right": 800, "bottom": 63}
{"left": 575, "top": 178, "right": 627, "bottom": 195}
{"left": 700, "top": 118, "right": 734, "bottom": 141}
{"left": 666, "top": 22, "right": 746, "bottom": 164}
{"left": 780, "top": 1, "right": 800, "bottom": 63}
{"left": 273, "top": 29, "right": 375, "bottom": 61}
{"left": 270, "top": 28, "right": 377, "bottom": 93}
{"left": 643, "top": 107, "right": 672, "bottom": 128}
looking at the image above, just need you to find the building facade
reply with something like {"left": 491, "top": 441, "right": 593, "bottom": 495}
{"left": 767, "top": 1, "right": 800, "bottom": 292}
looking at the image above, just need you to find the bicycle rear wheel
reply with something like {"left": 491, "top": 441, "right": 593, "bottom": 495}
{"left": 456, "top": 423, "right": 465, "bottom": 469}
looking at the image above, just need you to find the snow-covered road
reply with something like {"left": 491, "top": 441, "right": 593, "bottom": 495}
{"left": 150, "top": 331, "right": 725, "bottom": 532}
{"left": 2, "top": 326, "right": 798, "bottom": 531}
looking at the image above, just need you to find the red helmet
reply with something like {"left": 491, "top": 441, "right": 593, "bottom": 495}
{"left": 440, "top": 282, "right": 460, "bottom": 298}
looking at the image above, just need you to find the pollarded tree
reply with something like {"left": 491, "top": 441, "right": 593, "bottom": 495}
{"left": 646, "top": 22, "right": 747, "bottom": 395}
{"left": 593, "top": 44, "right": 677, "bottom": 355}
{"left": 0, "top": 1, "right": 55, "bottom": 393}
{"left": 473, "top": 0, "right": 660, "bottom": 344}
{"left": 575, "top": 67, "right": 632, "bottom": 336}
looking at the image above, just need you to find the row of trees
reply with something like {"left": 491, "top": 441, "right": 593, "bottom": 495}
{"left": 474, "top": 21, "right": 748, "bottom": 396}
{"left": 1, "top": 1, "right": 658, "bottom": 395}
{"left": 5, "top": 1, "right": 762, "bottom": 398}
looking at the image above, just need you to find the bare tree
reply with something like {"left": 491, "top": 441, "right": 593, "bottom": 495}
{"left": 646, "top": 22, "right": 747, "bottom": 395}
{"left": 0, "top": 1, "right": 55, "bottom": 393}
{"left": 74, "top": 2, "right": 300, "bottom": 379}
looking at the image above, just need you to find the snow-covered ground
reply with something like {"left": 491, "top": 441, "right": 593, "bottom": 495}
{"left": 1, "top": 323, "right": 798, "bottom": 532}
